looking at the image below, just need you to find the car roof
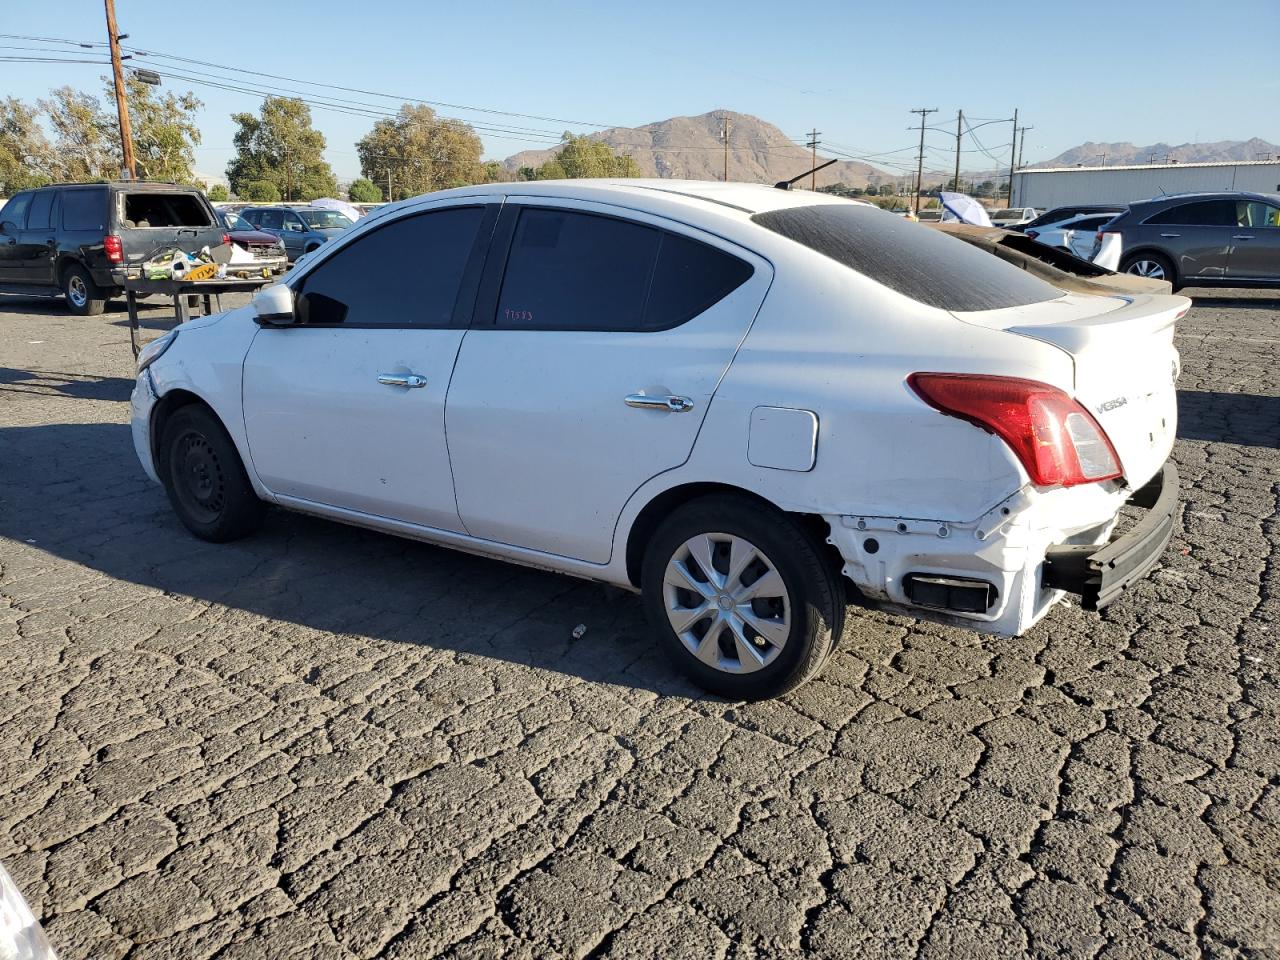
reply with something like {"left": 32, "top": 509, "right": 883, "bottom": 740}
{"left": 1135, "top": 190, "right": 1280, "bottom": 206}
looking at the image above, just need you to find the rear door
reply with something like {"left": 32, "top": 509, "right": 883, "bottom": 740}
{"left": 1227, "top": 199, "right": 1280, "bottom": 281}
{"left": 445, "top": 199, "right": 770, "bottom": 564}
{"left": 242, "top": 201, "right": 496, "bottom": 529}
{"left": 1141, "top": 199, "right": 1236, "bottom": 280}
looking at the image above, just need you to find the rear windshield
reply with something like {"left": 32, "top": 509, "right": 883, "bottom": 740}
{"left": 752, "top": 203, "right": 1061, "bottom": 311}
{"left": 122, "top": 192, "right": 213, "bottom": 228}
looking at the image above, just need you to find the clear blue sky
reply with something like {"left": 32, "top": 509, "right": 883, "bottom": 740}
{"left": 3, "top": 0, "right": 1277, "bottom": 183}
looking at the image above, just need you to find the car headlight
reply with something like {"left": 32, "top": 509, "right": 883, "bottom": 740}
{"left": 137, "top": 329, "right": 178, "bottom": 373}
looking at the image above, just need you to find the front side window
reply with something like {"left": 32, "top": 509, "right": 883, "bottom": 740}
{"left": 1145, "top": 200, "right": 1236, "bottom": 226}
{"left": 495, "top": 208, "right": 752, "bottom": 331}
{"left": 259, "top": 210, "right": 284, "bottom": 230}
{"left": 297, "top": 206, "right": 484, "bottom": 327}
{"left": 284, "top": 213, "right": 305, "bottom": 232}
{"left": 1, "top": 192, "right": 32, "bottom": 230}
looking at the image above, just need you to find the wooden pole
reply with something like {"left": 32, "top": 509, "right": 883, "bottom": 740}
{"left": 104, "top": 0, "right": 136, "bottom": 179}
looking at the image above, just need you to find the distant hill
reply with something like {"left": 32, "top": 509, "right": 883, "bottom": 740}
{"left": 503, "top": 110, "right": 896, "bottom": 188}
{"left": 1033, "top": 138, "right": 1280, "bottom": 168}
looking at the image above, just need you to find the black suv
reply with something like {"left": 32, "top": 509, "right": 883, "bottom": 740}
{"left": 1096, "top": 191, "right": 1280, "bottom": 290}
{"left": 0, "top": 181, "right": 226, "bottom": 314}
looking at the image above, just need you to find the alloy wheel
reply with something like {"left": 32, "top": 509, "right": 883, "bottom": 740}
{"left": 663, "top": 532, "right": 791, "bottom": 674}
{"left": 67, "top": 275, "right": 87, "bottom": 308}
{"left": 1126, "top": 259, "right": 1166, "bottom": 279}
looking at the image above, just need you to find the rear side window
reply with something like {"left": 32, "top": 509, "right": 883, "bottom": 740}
{"left": 1145, "top": 200, "right": 1235, "bottom": 226}
{"left": 752, "top": 203, "right": 1061, "bottom": 311}
{"left": 496, "top": 208, "right": 753, "bottom": 330}
{"left": 1, "top": 192, "right": 32, "bottom": 229}
{"left": 62, "top": 190, "right": 107, "bottom": 231}
{"left": 297, "top": 206, "right": 484, "bottom": 327}
{"left": 26, "top": 191, "right": 55, "bottom": 231}
{"left": 123, "top": 192, "right": 212, "bottom": 228}
{"left": 1071, "top": 216, "right": 1111, "bottom": 231}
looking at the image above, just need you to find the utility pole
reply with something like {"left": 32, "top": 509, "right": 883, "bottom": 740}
{"left": 910, "top": 107, "right": 937, "bottom": 214}
{"left": 103, "top": 0, "right": 135, "bottom": 180}
{"left": 805, "top": 129, "right": 821, "bottom": 190}
{"left": 1005, "top": 107, "right": 1018, "bottom": 205}
{"left": 721, "top": 115, "right": 730, "bottom": 182}
{"left": 283, "top": 144, "right": 292, "bottom": 201}
{"left": 1017, "top": 124, "right": 1032, "bottom": 169}
{"left": 386, "top": 166, "right": 393, "bottom": 202}
{"left": 953, "top": 109, "right": 963, "bottom": 193}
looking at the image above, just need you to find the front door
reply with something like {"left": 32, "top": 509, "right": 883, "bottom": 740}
{"left": 281, "top": 211, "right": 309, "bottom": 259}
{"left": 446, "top": 199, "right": 771, "bottom": 564}
{"left": 242, "top": 201, "right": 495, "bottom": 530}
{"left": 0, "top": 192, "right": 32, "bottom": 283}
{"left": 16, "top": 189, "right": 59, "bottom": 283}
{"left": 1228, "top": 199, "right": 1280, "bottom": 281}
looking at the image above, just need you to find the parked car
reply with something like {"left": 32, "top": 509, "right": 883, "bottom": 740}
{"left": 988, "top": 207, "right": 1039, "bottom": 227}
{"left": 0, "top": 858, "right": 56, "bottom": 959}
{"left": 213, "top": 210, "right": 289, "bottom": 278}
{"left": 1026, "top": 212, "right": 1121, "bottom": 259}
{"left": 238, "top": 206, "right": 354, "bottom": 262}
{"left": 1090, "top": 191, "right": 1280, "bottom": 289}
{"left": 131, "top": 181, "right": 1184, "bottom": 699}
{"left": 0, "top": 181, "right": 226, "bottom": 315}
{"left": 1022, "top": 204, "right": 1126, "bottom": 231}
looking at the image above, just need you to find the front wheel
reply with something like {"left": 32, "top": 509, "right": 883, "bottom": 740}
{"left": 160, "top": 405, "right": 266, "bottom": 542}
{"left": 641, "top": 496, "right": 844, "bottom": 700}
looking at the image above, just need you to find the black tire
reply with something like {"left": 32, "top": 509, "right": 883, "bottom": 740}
{"left": 1120, "top": 251, "right": 1177, "bottom": 288}
{"left": 62, "top": 262, "right": 106, "bottom": 316}
{"left": 640, "top": 495, "right": 845, "bottom": 700}
{"left": 159, "top": 405, "right": 266, "bottom": 542}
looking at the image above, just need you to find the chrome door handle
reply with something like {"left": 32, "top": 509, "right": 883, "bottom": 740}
{"left": 1233, "top": 234, "right": 1254, "bottom": 240}
{"left": 1159, "top": 233, "right": 1181, "bottom": 238}
{"left": 378, "top": 373, "right": 427, "bottom": 388}
{"left": 625, "top": 393, "right": 694, "bottom": 413}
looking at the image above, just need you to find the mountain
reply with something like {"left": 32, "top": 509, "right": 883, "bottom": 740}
{"left": 502, "top": 110, "right": 896, "bottom": 188}
{"left": 1033, "top": 138, "right": 1280, "bottom": 168}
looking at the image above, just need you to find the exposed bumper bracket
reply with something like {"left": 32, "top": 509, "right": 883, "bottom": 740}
{"left": 1042, "top": 463, "right": 1179, "bottom": 611}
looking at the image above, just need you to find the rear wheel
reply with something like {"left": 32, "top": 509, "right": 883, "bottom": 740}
{"left": 160, "top": 405, "right": 266, "bottom": 542}
{"left": 1121, "top": 252, "right": 1175, "bottom": 285}
{"left": 641, "top": 496, "right": 844, "bottom": 700}
{"left": 62, "top": 263, "right": 106, "bottom": 316}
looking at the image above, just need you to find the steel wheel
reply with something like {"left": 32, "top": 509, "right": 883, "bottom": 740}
{"left": 67, "top": 274, "right": 88, "bottom": 308}
{"left": 663, "top": 532, "right": 791, "bottom": 675}
{"left": 1125, "top": 258, "right": 1166, "bottom": 279}
{"left": 172, "top": 430, "right": 227, "bottom": 526}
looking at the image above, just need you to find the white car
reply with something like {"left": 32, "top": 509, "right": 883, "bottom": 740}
{"left": 989, "top": 207, "right": 1039, "bottom": 227}
{"left": 1026, "top": 212, "right": 1121, "bottom": 259}
{"left": 131, "top": 180, "right": 1185, "bottom": 700}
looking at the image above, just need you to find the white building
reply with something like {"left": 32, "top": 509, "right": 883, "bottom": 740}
{"left": 1011, "top": 159, "right": 1280, "bottom": 209}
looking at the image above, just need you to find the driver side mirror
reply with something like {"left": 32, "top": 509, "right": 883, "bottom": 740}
{"left": 252, "top": 283, "right": 296, "bottom": 326}
{"left": 0, "top": 221, "right": 14, "bottom": 236}
{"left": 286, "top": 222, "right": 304, "bottom": 232}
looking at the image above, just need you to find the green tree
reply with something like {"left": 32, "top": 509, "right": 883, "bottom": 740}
{"left": 207, "top": 183, "right": 229, "bottom": 201}
{"left": 356, "top": 103, "right": 483, "bottom": 200}
{"left": 481, "top": 160, "right": 508, "bottom": 183}
{"left": 227, "top": 97, "right": 337, "bottom": 201}
{"left": 241, "top": 180, "right": 281, "bottom": 202}
{"left": 119, "top": 75, "right": 203, "bottom": 183}
{"left": 347, "top": 177, "right": 382, "bottom": 202}
{"left": 517, "top": 165, "right": 537, "bottom": 181}
{"left": 0, "top": 97, "right": 55, "bottom": 194}
{"left": 39, "top": 86, "right": 117, "bottom": 181}
{"left": 877, "top": 183, "right": 894, "bottom": 196}
{"left": 536, "top": 133, "right": 641, "bottom": 179}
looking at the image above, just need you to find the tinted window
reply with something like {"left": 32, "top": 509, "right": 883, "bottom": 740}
{"left": 496, "top": 208, "right": 752, "bottom": 331}
{"left": 239, "top": 208, "right": 260, "bottom": 225}
{"left": 259, "top": 210, "right": 284, "bottom": 230}
{"left": 1070, "top": 216, "right": 1111, "bottom": 231}
{"left": 1145, "top": 200, "right": 1235, "bottom": 226}
{"left": 1, "top": 192, "right": 31, "bottom": 230}
{"left": 297, "top": 206, "right": 484, "bottom": 327}
{"left": 26, "top": 191, "right": 55, "bottom": 231}
{"left": 752, "top": 203, "right": 1061, "bottom": 311}
{"left": 62, "top": 189, "right": 107, "bottom": 231}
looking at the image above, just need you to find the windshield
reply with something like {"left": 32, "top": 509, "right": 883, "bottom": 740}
{"left": 220, "top": 211, "right": 253, "bottom": 231}
{"left": 991, "top": 209, "right": 1023, "bottom": 220}
{"left": 298, "top": 209, "right": 354, "bottom": 229}
{"left": 751, "top": 202, "right": 1062, "bottom": 312}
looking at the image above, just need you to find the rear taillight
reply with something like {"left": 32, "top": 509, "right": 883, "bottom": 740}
{"left": 908, "top": 373, "right": 1122, "bottom": 488}
{"left": 1025, "top": 230, "right": 1039, "bottom": 240}
{"left": 104, "top": 235, "right": 123, "bottom": 263}
{"left": 221, "top": 233, "right": 231, "bottom": 246}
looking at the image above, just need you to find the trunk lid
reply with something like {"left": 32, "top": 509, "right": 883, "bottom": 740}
{"left": 954, "top": 292, "right": 1188, "bottom": 487}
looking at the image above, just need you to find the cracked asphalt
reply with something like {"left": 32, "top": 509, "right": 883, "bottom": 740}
{"left": 1, "top": 289, "right": 1277, "bottom": 959}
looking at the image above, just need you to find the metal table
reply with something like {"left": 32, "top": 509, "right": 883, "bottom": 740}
{"left": 124, "top": 276, "right": 274, "bottom": 357}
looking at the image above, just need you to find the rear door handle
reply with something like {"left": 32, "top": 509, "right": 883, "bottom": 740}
{"left": 378, "top": 373, "right": 427, "bottom": 388}
{"left": 625, "top": 393, "right": 694, "bottom": 413}
{"left": 1233, "top": 234, "right": 1254, "bottom": 240}
{"left": 1159, "top": 233, "right": 1181, "bottom": 238}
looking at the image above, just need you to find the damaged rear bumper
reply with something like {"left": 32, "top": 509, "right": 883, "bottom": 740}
{"left": 1042, "top": 462, "right": 1179, "bottom": 610}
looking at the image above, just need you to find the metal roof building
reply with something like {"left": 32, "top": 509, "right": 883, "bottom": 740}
{"left": 1011, "top": 159, "right": 1280, "bottom": 209}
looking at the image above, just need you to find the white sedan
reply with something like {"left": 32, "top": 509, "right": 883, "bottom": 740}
{"left": 131, "top": 180, "right": 1185, "bottom": 700}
